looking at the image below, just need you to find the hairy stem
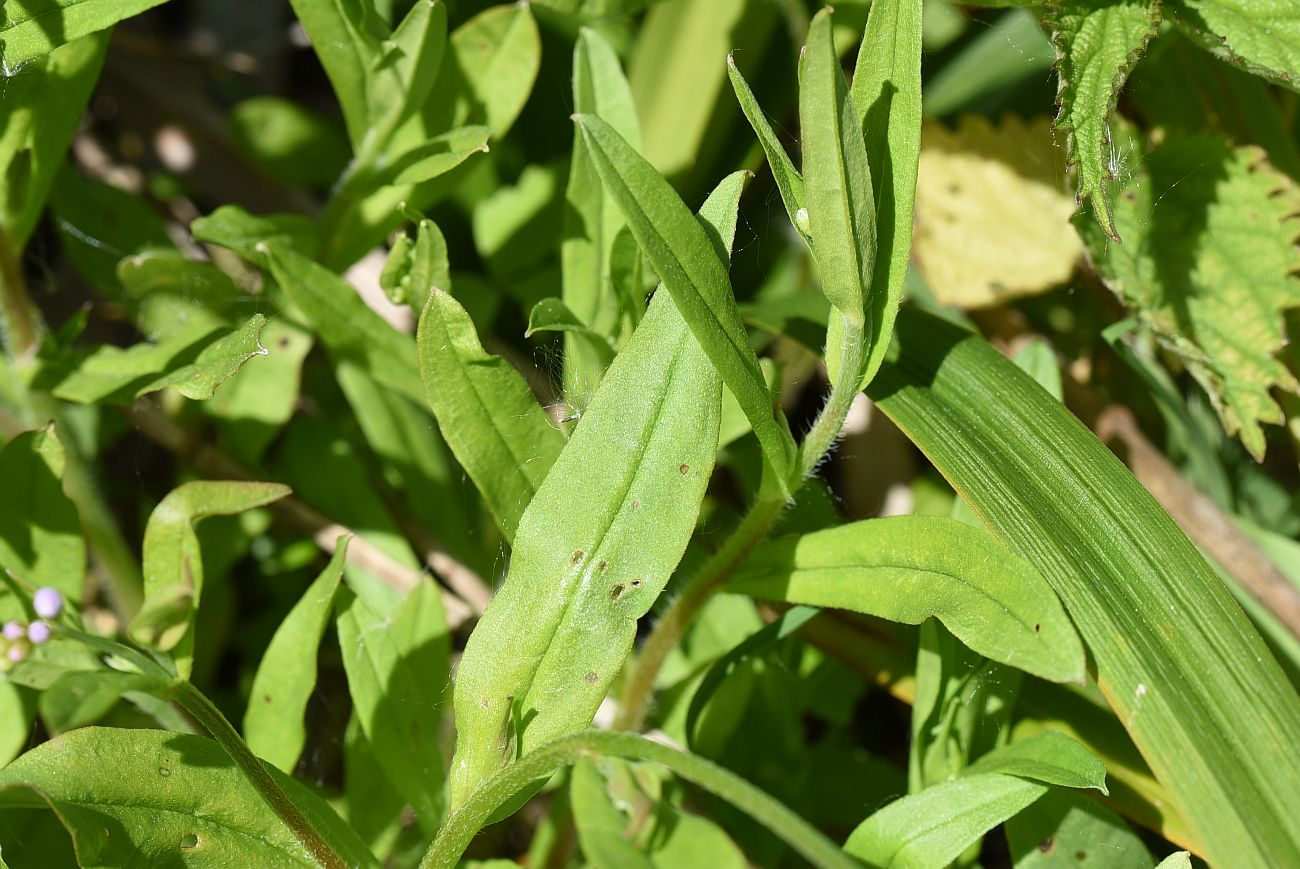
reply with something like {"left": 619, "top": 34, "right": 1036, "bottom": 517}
{"left": 420, "top": 730, "right": 856, "bottom": 869}
{"left": 799, "top": 312, "right": 867, "bottom": 479}
{"left": 170, "top": 680, "right": 346, "bottom": 869}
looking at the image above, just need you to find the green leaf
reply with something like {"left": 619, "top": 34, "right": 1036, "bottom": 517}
{"left": 40, "top": 315, "right": 271, "bottom": 404}
{"left": 966, "top": 732, "right": 1110, "bottom": 791}
{"left": 845, "top": 774, "right": 1052, "bottom": 868}
{"left": 527, "top": 297, "right": 616, "bottom": 370}
{"left": 562, "top": 27, "right": 641, "bottom": 408}
{"left": 381, "top": 211, "right": 449, "bottom": 309}
{"left": 0, "top": 727, "right": 378, "bottom": 868}
{"left": 576, "top": 114, "right": 797, "bottom": 491}
{"left": 1167, "top": 0, "right": 1300, "bottom": 92}
{"left": 1080, "top": 133, "right": 1300, "bottom": 460}
{"left": 228, "top": 97, "right": 351, "bottom": 188}
{"left": 0, "top": 682, "right": 33, "bottom": 767}
{"left": 1154, "top": 853, "right": 1192, "bottom": 869}
{"left": 448, "top": 175, "right": 744, "bottom": 809}
{"left": 1047, "top": 0, "right": 1160, "bottom": 242}
{"left": 0, "top": 427, "right": 84, "bottom": 605}
{"left": 38, "top": 670, "right": 175, "bottom": 734}
{"left": 245, "top": 540, "right": 349, "bottom": 773}
{"left": 848, "top": 0, "right": 923, "bottom": 386}
{"left": 336, "top": 576, "right": 449, "bottom": 834}
{"left": 259, "top": 241, "right": 425, "bottom": 404}
{"left": 191, "top": 205, "right": 318, "bottom": 262}
{"left": 799, "top": 8, "right": 875, "bottom": 338}
{"left": 729, "top": 516, "right": 1085, "bottom": 683}
{"left": 381, "top": 125, "right": 491, "bottom": 187}
{"left": 1005, "top": 789, "right": 1153, "bottom": 868}
{"left": 0, "top": 32, "right": 107, "bottom": 249}
{"left": 571, "top": 758, "right": 657, "bottom": 869}
{"left": 726, "top": 55, "right": 808, "bottom": 245}
{"left": 0, "top": 0, "right": 167, "bottom": 68}
{"left": 417, "top": 287, "right": 564, "bottom": 541}
{"left": 287, "top": 0, "right": 383, "bottom": 146}
{"left": 867, "top": 307, "right": 1300, "bottom": 867}
{"left": 366, "top": 0, "right": 446, "bottom": 137}
{"left": 131, "top": 481, "right": 290, "bottom": 677}
{"left": 923, "top": 9, "right": 1055, "bottom": 117}
{"left": 421, "top": 3, "right": 540, "bottom": 138}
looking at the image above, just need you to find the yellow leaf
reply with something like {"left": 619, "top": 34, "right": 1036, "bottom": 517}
{"left": 914, "top": 115, "right": 1080, "bottom": 308}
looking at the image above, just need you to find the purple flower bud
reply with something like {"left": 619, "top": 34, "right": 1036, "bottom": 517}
{"left": 6, "top": 644, "right": 26, "bottom": 664}
{"left": 32, "top": 587, "right": 64, "bottom": 620}
{"left": 26, "top": 620, "right": 51, "bottom": 645}
{"left": 2, "top": 620, "right": 24, "bottom": 641}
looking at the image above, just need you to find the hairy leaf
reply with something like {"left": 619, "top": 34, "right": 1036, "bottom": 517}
{"left": 0, "top": 727, "right": 377, "bottom": 867}
{"left": 1048, "top": 0, "right": 1160, "bottom": 241}
{"left": 417, "top": 288, "right": 564, "bottom": 541}
{"left": 1080, "top": 133, "right": 1300, "bottom": 459}
{"left": 729, "top": 516, "right": 1084, "bottom": 682}
{"left": 245, "top": 541, "right": 349, "bottom": 773}
{"left": 576, "top": 114, "right": 797, "bottom": 491}
{"left": 868, "top": 307, "right": 1300, "bottom": 867}
{"left": 448, "top": 175, "right": 743, "bottom": 808}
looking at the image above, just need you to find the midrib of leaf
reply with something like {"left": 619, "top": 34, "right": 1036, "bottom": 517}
{"left": 513, "top": 330, "right": 689, "bottom": 711}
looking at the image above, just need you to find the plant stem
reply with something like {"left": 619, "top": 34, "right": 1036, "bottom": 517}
{"left": 0, "top": 228, "right": 40, "bottom": 362}
{"left": 617, "top": 313, "right": 869, "bottom": 730}
{"left": 616, "top": 495, "right": 786, "bottom": 731}
{"left": 171, "top": 680, "right": 346, "bottom": 869}
{"left": 420, "top": 730, "right": 856, "bottom": 869}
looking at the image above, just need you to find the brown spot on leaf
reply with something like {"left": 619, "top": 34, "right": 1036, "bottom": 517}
{"left": 1038, "top": 838, "right": 1055, "bottom": 854}
{"left": 610, "top": 584, "right": 626, "bottom": 600}
{"left": 571, "top": 550, "right": 585, "bottom": 564}
{"left": 585, "top": 671, "right": 598, "bottom": 684}
{"left": 679, "top": 463, "right": 690, "bottom": 475}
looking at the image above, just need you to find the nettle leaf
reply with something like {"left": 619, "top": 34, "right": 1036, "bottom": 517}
{"left": 130, "top": 481, "right": 290, "bottom": 677}
{"left": 0, "top": 0, "right": 167, "bottom": 68}
{"left": 0, "top": 32, "right": 107, "bottom": 249}
{"left": 577, "top": 114, "right": 798, "bottom": 492}
{"left": 1167, "top": 0, "right": 1300, "bottom": 93}
{"left": 729, "top": 516, "right": 1084, "bottom": 683}
{"left": 1081, "top": 133, "right": 1300, "bottom": 460}
{"left": 417, "top": 288, "right": 564, "bottom": 541}
{"left": 0, "top": 427, "right": 84, "bottom": 607}
{"left": 448, "top": 174, "right": 743, "bottom": 809}
{"left": 0, "top": 727, "right": 378, "bottom": 868}
{"left": 1048, "top": 0, "right": 1161, "bottom": 242}
{"left": 561, "top": 26, "right": 642, "bottom": 408}
{"left": 868, "top": 307, "right": 1300, "bottom": 867}
{"left": 245, "top": 540, "right": 349, "bottom": 773}
{"left": 849, "top": 0, "right": 922, "bottom": 387}
{"left": 336, "top": 576, "right": 449, "bottom": 834}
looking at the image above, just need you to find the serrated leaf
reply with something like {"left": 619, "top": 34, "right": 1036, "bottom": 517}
{"left": 130, "top": 481, "right": 290, "bottom": 677}
{"left": 336, "top": 576, "right": 449, "bottom": 834}
{"left": 1167, "top": 0, "right": 1300, "bottom": 93}
{"left": 576, "top": 114, "right": 798, "bottom": 492}
{"left": 867, "top": 306, "right": 1300, "bottom": 867}
{"left": 39, "top": 315, "right": 270, "bottom": 404}
{"left": 914, "top": 115, "right": 1080, "bottom": 309}
{"left": 0, "top": 427, "right": 84, "bottom": 606}
{"left": 1048, "top": 0, "right": 1161, "bottom": 241}
{"left": 1080, "top": 133, "right": 1300, "bottom": 459}
{"left": 729, "top": 516, "right": 1084, "bottom": 683}
{"left": 0, "top": 32, "right": 107, "bottom": 249}
{"left": 245, "top": 540, "right": 349, "bottom": 773}
{"left": 799, "top": 8, "right": 876, "bottom": 341}
{"left": 447, "top": 175, "right": 742, "bottom": 809}
{"left": 417, "top": 288, "right": 564, "bottom": 541}
{"left": 0, "top": 0, "right": 167, "bottom": 68}
{"left": 0, "top": 727, "right": 378, "bottom": 868}
{"left": 848, "top": 0, "right": 922, "bottom": 387}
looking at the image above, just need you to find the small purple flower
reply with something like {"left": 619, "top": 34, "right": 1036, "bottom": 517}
{"left": 26, "top": 621, "right": 51, "bottom": 645}
{"left": 6, "top": 644, "right": 26, "bottom": 664}
{"left": 32, "top": 587, "right": 64, "bottom": 620}
{"left": 2, "top": 620, "right": 24, "bottom": 641}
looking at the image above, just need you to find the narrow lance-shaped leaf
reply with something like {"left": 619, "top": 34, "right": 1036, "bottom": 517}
{"left": 576, "top": 114, "right": 797, "bottom": 492}
{"left": 848, "top": 0, "right": 922, "bottom": 386}
{"left": 0, "top": 0, "right": 167, "bottom": 68}
{"left": 417, "top": 288, "right": 564, "bottom": 541}
{"left": 448, "top": 173, "right": 746, "bottom": 809}
{"left": 130, "top": 481, "right": 290, "bottom": 678}
{"left": 868, "top": 307, "right": 1300, "bottom": 868}
{"left": 245, "top": 539, "right": 350, "bottom": 773}
{"left": 0, "top": 727, "right": 379, "bottom": 868}
{"left": 1047, "top": 0, "right": 1161, "bottom": 242}
{"left": 729, "top": 516, "right": 1084, "bottom": 683}
{"left": 1005, "top": 788, "right": 1153, "bottom": 869}
{"left": 286, "top": 0, "right": 383, "bottom": 146}
{"left": 561, "top": 27, "right": 642, "bottom": 408}
{"left": 337, "top": 576, "right": 449, "bottom": 834}
{"left": 800, "top": 8, "right": 876, "bottom": 332}
{"left": 365, "top": 0, "right": 446, "bottom": 138}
